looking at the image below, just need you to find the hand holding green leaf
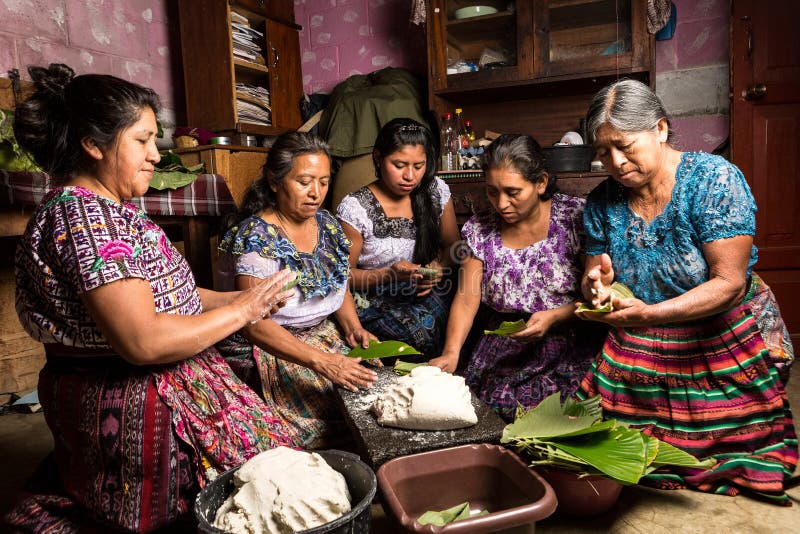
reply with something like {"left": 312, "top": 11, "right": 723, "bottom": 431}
{"left": 576, "top": 282, "right": 635, "bottom": 316}
{"left": 483, "top": 319, "right": 527, "bottom": 336}
{"left": 347, "top": 339, "right": 422, "bottom": 360}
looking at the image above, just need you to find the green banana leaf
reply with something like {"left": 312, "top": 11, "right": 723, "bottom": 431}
{"left": 149, "top": 151, "right": 206, "bottom": 190}
{"left": 563, "top": 395, "right": 603, "bottom": 418}
{"left": 576, "top": 282, "right": 636, "bottom": 315}
{"left": 347, "top": 339, "right": 422, "bottom": 360}
{"left": 417, "top": 502, "right": 488, "bottom": 526}
{"left": 0, "top": 109, "right": 41, "bottom": 172}
{"left": 393, "top": 360, "right": 426, "bottom": 376}
{"left": 281, "top": 276, "right": 299, "bottom": 291}
{"left": 150, "top": 167, "right": 204, "bottom": 190}
{"left": 544, "top": 426, "right": 648, "bottom": 484}
{"left": 502, "top": 393, "right": 712, "bottom": 485}
{"left": 502, "top": 394, "right": 601, "bottom": 441}
{"left": 483, "top": 319, "right": 526, "bottom": 336}
{"left": 646, "top": 435, "right": 717, "bottom": 470}
{"left": 417, "top": 267, "right": 439, "bottom": 279}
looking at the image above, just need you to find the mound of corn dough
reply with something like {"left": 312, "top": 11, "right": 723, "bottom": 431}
{"left": 213, "top": 446, "right": 351, "bottom": 534}
{"left": 371, "top": 366, "right": 478, "bottom": 430}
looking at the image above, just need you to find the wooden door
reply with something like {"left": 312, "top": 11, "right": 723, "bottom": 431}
{"left": 731, "top": 0, "right": 800, "bottom": 344}
{"left": 266, "top": 19, "right": 303, "bottom": 130}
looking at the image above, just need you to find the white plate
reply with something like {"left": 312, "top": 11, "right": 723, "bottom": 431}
{"left": 454, "top": 6, "right": 498, "bottom": 20}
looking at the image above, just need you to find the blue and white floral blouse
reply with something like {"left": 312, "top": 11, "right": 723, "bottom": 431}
{"left": 218, "top": 210, "right": 351, "bottom": 328}
{"left": 584, "top": 152, "right": 758, "bottom": 305}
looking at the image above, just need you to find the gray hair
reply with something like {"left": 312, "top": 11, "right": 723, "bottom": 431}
{"left": 585, "top": 79, "right": 673, "bottom": 143}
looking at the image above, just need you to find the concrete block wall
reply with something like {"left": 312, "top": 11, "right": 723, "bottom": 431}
{"left": 0, "top": 0, "right": 176, "bottom": 133}
{"left": 655, "top": 0, "right": 730, "bottom": 152}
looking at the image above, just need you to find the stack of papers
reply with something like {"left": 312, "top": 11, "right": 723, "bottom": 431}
{"left": 230, "top": 11, "right": 265, "bottom": 65}
{"left": 236, "top": 83, "right": 271, "bottom": 125}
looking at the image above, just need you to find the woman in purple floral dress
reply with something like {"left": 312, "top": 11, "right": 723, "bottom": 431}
{"left": 6, "top": 64, "right": 295, "bottom": 533}
{"left": 430, "top": 134, "right": 605, "bottom": 421}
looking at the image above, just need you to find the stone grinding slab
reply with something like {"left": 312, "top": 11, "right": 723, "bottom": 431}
{"left": 335, "top": 366, "right": 507, "bottom": 468}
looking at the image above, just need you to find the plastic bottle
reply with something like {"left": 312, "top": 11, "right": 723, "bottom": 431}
{"left": 439, "top": 113, "right": 456, "bottom": 171}
{"left": 454, "top": 108, "right": 469, "bottom": 150}
{"left": 465, "top": 119, "right": 476, "bottom": 143}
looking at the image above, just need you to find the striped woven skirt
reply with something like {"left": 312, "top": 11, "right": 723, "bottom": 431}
{"left": 220, "top": 319, "right": 350, "bottom": 450}
{"left": 576, "top": 301, "right": 798, "bottom": 503}
{"left": 4, "top": 349, "right": 294, "bottom": 532}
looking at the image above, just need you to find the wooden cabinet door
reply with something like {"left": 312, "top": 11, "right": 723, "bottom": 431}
{"left": 427, "top": 0, "right": 449, "bottom": 92}
{"left": 178, "top": 0, "right": 237, "bottom": 132}
{"left": 533, "top": 0, "right": 650, "bottom": 79}
{"left": 732, "top": 0, "right": 800, "bottom": 343}
{"left": 266, "top": 19, "right": 302, "bottom": 130}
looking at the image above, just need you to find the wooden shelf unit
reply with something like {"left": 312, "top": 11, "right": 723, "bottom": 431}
{"left": 177, "top": 0, "right": 302, "bottom": 140}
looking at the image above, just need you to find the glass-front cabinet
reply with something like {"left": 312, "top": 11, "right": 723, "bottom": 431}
{"left": 428, "top": 0, "right": 532, "bottom": 92}
{"left": 427, "top": 0, "right": 652, "bottom": 93}
{"left": 533, "top": 0, "right": 648, "bottom": 78}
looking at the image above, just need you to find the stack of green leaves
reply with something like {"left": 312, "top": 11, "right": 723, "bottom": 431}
{"left": 501, "top": 393, "right": 716, "bottom": 485}
{"left": 150, "top": 151, "right": 205, "bottom": 190}
{"left": 0, "top": 109, "right": 41, "bottom": 172}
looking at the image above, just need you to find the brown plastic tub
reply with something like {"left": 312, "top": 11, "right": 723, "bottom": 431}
{"left": 377, "top": 444, "right": 557, "bottom": 533}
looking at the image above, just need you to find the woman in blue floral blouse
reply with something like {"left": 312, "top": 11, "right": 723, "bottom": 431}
{"left": 217, "top": 132, "right": 378, "bottom": 449}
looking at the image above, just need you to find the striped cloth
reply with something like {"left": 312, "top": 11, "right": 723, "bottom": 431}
{"left": 1, "top": 170, "right": 235, "bottom": 216}
{"left": 577, "top": 300, "right": 798, "bottom": 503}
{"left": 218, "top": 319, "right": 351, "bottom": 450}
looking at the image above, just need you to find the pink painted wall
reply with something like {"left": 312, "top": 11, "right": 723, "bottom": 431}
{"left": 294, "top": 0, "right": 426, "bottom": 94}
{"left": 0, "top": 0, "right": 728, "bottom": 153}
{"left": 0, "top": 0, "right": 175, "bottom": 128}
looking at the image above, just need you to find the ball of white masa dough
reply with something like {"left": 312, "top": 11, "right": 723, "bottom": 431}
{"left": 371, "top": 365, "right": 478, "bottom": 430}
{"left": 213, "top": 446, "right": 351, "bottom": 534}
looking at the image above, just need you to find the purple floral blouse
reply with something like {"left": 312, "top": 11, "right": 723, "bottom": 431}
{"left": 461, "top": 193, "right": 586, "bottom": 313}
{"left": 15, "top": 186, "right": 201, "bottom": 347}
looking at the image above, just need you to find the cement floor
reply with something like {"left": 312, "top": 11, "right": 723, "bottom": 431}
{"left": 2, "top": 383, "right": 799, "bottom": 533}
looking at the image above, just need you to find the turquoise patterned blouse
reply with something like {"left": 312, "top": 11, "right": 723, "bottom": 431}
{"left": 584, "top": 152, "right": 758, "bottom": 305}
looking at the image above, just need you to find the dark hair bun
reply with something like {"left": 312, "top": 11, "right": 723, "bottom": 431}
{"left": 27, "top": 63, "right": 75, "bottom": 101}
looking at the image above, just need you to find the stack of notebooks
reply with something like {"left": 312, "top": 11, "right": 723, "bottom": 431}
{"left": 230, "top": 11, "right": 265, "bottom": 66}
{"left": 236, "top": 83, "right": 272, "bottom": 126}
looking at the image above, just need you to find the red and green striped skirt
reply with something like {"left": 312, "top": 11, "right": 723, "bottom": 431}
{"left": 577, "top": 300, "right": 798, "bottom": 503}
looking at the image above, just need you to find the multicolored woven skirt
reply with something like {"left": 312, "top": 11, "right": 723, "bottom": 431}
{"left": 5, "top": 349, "right": 294, "bottom": 532}
{"left": 576, "top": 300, "right": 798, "bottom": 503}
{"left": 220, "top": 319, "right": 351, "bottom": 450}
{"left": 464, "top": 308, "right": 606, "bottom": 422}
{"left": 356, "top": 280, "right": 453, "bottom": 357}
